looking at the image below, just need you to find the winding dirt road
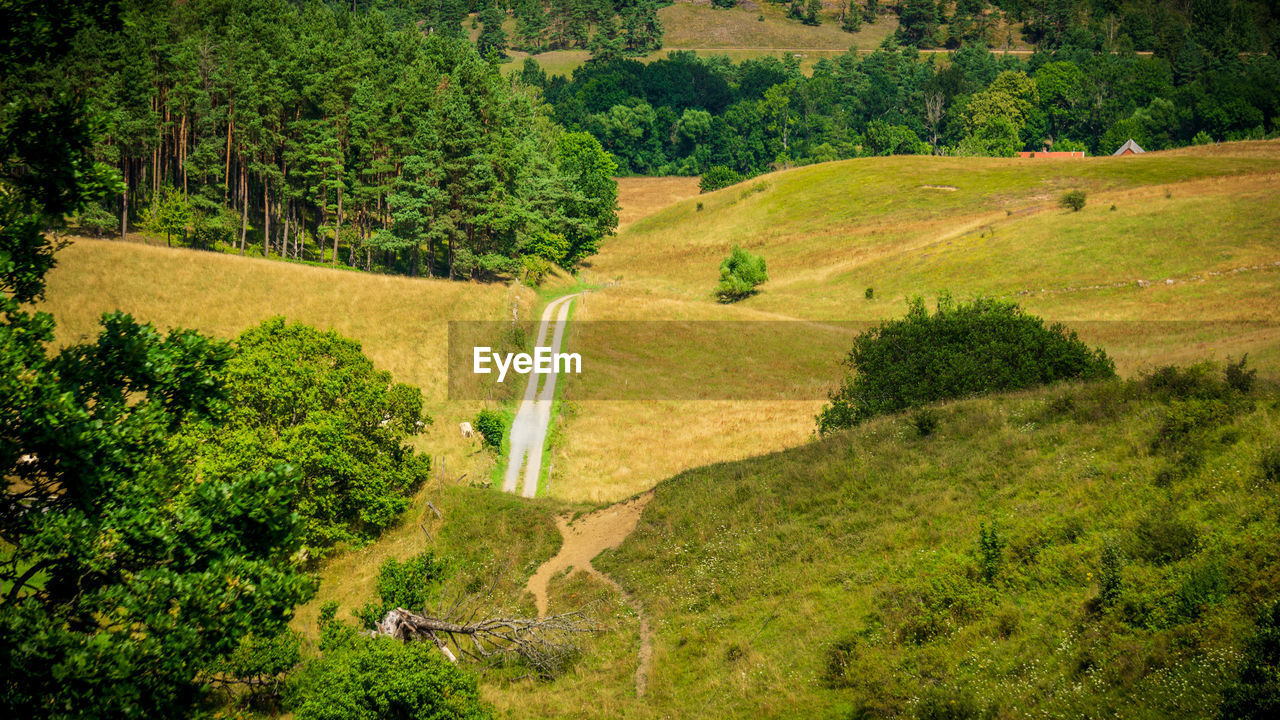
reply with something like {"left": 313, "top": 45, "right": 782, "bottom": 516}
{"left": 501, "top": 293, "right": 578, "bottom": 498}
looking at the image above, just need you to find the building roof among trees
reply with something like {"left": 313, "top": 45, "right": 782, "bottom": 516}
{"left": 1113, "top": 139, "right": 1147, "bottom": 156}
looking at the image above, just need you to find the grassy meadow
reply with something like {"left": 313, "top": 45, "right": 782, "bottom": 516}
{"left": 542, "top": 143, "right": 1280, "bottom": 502}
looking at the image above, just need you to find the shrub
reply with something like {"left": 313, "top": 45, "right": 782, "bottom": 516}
{"left": 1261, "top": 446, "right": 1280, "bottom": 483}
{"left": 1220, "top": 598, "right": 1280, "bottom": 719}
{"left": 1060, "top": 189, "right": 1087, "bottom": 211}
{"left": 714, "top": 246, "right": 768, "bottom": 303}
{"left": 474, "top": 409, "right": 505, "bottom": 449}
{"left": 1174, "top": 559, "right": 1228, "bottom": 620}
{"left": 354, "top": 552, "right": 450, "bottom": 628}
{"left": 865, "top": 286, "right": 874, "bottom": 300}
{"left": 915, "top": 687, "right": 982, "bottom": 720}
{"left": 288, "top": 637, "right": 491, "bottom": 720}
{"left": 75, "top": 203, "right": 116, "bottom": 238}
{"left": 823, "top": 638, "right": 859, "bottom": 688}
{"left": 817, "top": 296, "right": 1115, "bottom": 434}
{"left": 912, "top": 408, "right": 939, "bottom": 437}
{"left": 1225, "top": 354, "right": 1256, "bottom": 393}
{"left": 978, "top": 523, "right": 1004, "bottom": 585}
{"left": 699, "top": 165, "right": 743, "bottom": 193}
{"left": 1096, "top": 542, "right": 1124, "bottom": 609}
{"left": 1133, "top": 512, "right": 1199, "bottom": 565}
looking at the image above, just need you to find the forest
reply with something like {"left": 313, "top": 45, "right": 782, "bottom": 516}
{"left": 534, "top": 9, "right": 1280, "bottom": 177}
{"left": 60, "top": 0, "right": 620, "bottom": 280}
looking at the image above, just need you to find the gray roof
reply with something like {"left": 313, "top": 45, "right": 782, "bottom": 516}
{"left": 1112, "top": 139, "right": 1146, "bottom": 156}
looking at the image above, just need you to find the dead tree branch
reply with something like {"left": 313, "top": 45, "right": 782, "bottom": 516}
{"left": 373, "top": 607, "right": 597, "bottom": 678}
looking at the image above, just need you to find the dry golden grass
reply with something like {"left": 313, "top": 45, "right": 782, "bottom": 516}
{"left": 613, "top": 175, "right": 703, "bottom": 230}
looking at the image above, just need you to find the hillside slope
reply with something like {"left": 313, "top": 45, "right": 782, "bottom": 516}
{"left": 546, "top": 142, "right": 1280, "bottom": 501}
{"left": 492, "top": 374, "right": 1280, "bottom": 719}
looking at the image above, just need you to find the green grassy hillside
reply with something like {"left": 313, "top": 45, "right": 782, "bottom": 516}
{"left": 496, "top": 371, "right": 1280, "bottom": 719}
{"left": 551, "top": 142, "right": 1280, "bottom": 500}
{"left": 594, "top": 142, "right": 1280, "bottom": 369}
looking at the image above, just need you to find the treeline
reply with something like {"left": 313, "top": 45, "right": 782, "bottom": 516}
{"left": 63, "top": 0, "right": 618, "bottom": 279}
{"left": 526, "top": 26, "right": 1280, "bottom": 175}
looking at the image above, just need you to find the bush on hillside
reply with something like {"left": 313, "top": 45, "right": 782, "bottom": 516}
{"left": 1060, "top": 189, "right": 1087, "bottom": 211}
{"left": 74, "top": 203, "right": 116, "bottom": 238}
{"left": 474, "top": 409, "right": 506, "bottom": 449}
{"left": 817, "top": 296, "right": 1115, "bottom": 434}
{"left": 715, "top": 246, "right": 769, "bottom": 302}
{"left": 699, "top": 165, "right": 744, "bottom": 193}
{"left": 1263, "top": 447, "right": 1280, "bottom": 484}
{"left": 288, "top": 635, "right": 491, "bottom": 720}
{"left": 354, "top": 552, "right": 450, "bottom": 628}
{"left": 1220, "top": 598, "right": 1280, "bottom": 719}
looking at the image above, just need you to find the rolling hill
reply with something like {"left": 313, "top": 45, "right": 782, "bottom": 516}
{"left": 549, "top": 142, "right": 1280, "bottom": 502}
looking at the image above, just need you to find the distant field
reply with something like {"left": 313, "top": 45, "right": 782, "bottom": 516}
{"left": 546, "top": 142, "right": 1280, "bottom": 502}
{"left": 504, "top": 2, "right": 900, "bottom": 78}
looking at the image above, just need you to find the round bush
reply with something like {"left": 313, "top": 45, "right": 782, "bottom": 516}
{"left": 817, "top": 296, "right": 1115, "bottom": 434}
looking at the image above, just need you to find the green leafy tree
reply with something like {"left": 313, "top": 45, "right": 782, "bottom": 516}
{"left": 3, "top": 6, "right": 315, "bottom": 715}
{"left": 143, "top": 186, "right": 193, "bottom": 247}
{"left": 191, "top": 318, "right": 432, "bottom": 553}
{"left": 555, "top": 131, "right": 619, "bottom": 265}
{"left": 715, "top": 245, "right": 769, "bottom": 302}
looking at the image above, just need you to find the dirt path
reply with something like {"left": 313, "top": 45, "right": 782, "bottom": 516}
{"left": 526, "top": 492, "right": 655, "bottom": 697}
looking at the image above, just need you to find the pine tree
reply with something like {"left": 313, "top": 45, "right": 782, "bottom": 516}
{"left": 804, "top": 0, "right": 822, "bottom": 25}
{"left": 841, "top": 0, "right": 862, "bottom": 32}
{"left": 589, "top": 13, "right": 625, "bottom": 63}
{"left": 514, "top": 0, "right": 549, "bottom": 52}
{"left": 477, "top": 4, "right": 509, "bottom": 58}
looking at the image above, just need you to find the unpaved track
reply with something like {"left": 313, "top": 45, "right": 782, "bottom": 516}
{"left": 502, "top": 293, "right": 578, "bottom": 497}
{"left": 526, "top": 493, "right": 655, "bottom": 697}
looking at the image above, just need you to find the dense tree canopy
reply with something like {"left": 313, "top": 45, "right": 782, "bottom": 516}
{"left": 529, "top": 5, "right": 1280, "bottom": 175}
{"left": 47, "top": 0, "right": 618, "bottom": 278}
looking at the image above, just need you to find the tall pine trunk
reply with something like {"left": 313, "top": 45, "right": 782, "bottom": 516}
{"left": 120, "top": 158, "right": 129, "bottom": 240}
{"left": 238, "top": 163, "right": 248, "bottom": 255}
{"left": 332, "top": 185, "right": 342, "bottom": 266}
{"left": 263, "top": 180, "right": 270, "bottom": 258}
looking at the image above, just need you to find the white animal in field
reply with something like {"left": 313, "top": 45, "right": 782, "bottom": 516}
{"left": 459, "top": 422, "right": 474, "bottom": 438}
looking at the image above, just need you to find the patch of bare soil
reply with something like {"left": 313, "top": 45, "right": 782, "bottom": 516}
{"left": 526, "top": 492, "right": 654, "bottom": 696}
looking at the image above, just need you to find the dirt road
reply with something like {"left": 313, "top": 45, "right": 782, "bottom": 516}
{"left": 501, "top": 293, "right": 578, "bottom": 498}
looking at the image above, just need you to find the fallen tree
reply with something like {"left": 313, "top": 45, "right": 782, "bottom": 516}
{"left": 373, "top": 608, "right": 596, "bottom": 678}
